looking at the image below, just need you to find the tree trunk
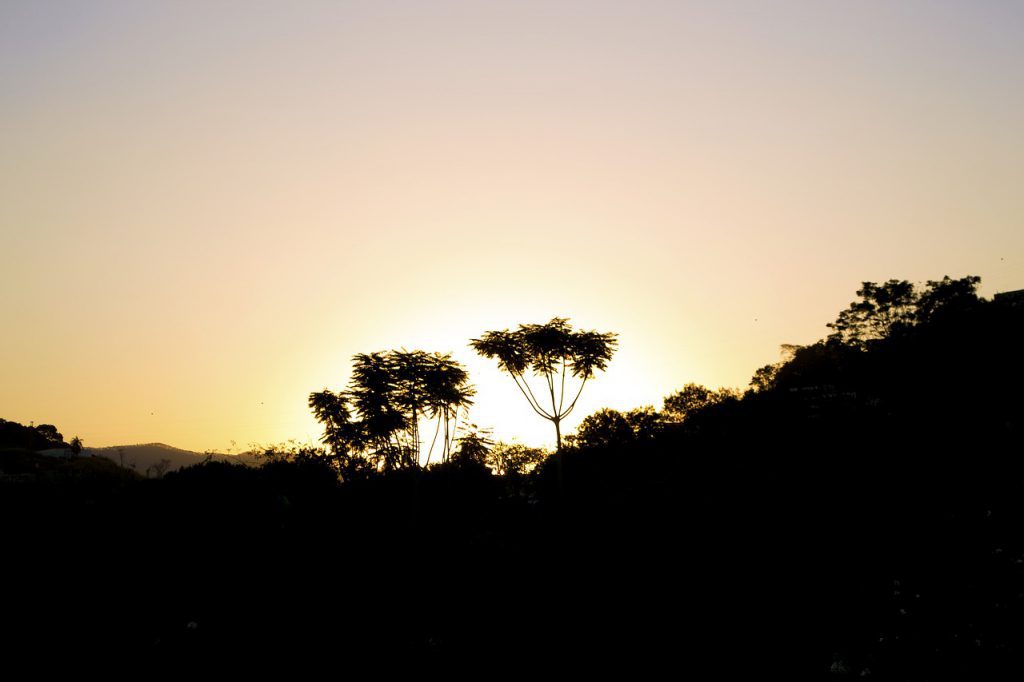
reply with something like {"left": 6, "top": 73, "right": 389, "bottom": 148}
{"left": 554, "top": 418, "right": 563, "bottom": 498}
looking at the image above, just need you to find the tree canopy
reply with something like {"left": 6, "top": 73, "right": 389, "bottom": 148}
{"left": 309, "top": 350, "right": 474, "bottom": 473}
{"left": 662, "top": 384, "right": 740, "bottom": 421}
{"left": 470, "top": 317, "right": 618, "bottom": 450}
{"left": 485, "top": 442, "right": 549, "bottom": 476}
{"left": 826, "top": 275, "right": 981, "bottom": 346}
{"left": 0, "top": 419, "right": 68, "bottom": 450}
{"left": 565, "top": 407, "right": 662, "bottom": 450}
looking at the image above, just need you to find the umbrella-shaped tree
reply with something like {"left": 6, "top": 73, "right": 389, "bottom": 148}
{"left": 470, "top": 317, "right": 618, "bottom": 451}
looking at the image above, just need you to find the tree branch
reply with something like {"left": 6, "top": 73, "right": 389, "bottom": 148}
{"left": 547, "top": 366, "right": 558, "bottom": 422}
{"left": 559, "top": 377, "right": 588, "bottom": 420}
{"left": 558, "top": 354, "right": 567, "bottom": 414}
{"left": 512, "top": 372, "right": 555, "bottom": 420}
{"left": 448, "top": 410, "right": 459, "bottom": 458}
{"left": 425, "top": 413, "right": 442, "bottom": 466}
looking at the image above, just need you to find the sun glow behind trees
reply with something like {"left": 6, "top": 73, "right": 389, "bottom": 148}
{"left": 471, "top": 318, "right": 618, "bottom": 450}
{"left": 310, "top": 350, "right": 474, "bottom": 470}
{"left": 2, "top": 3, "right": 1022, "bottom": 450}
{"left": 302, "top": 317, "right": 633, "bottom": 457}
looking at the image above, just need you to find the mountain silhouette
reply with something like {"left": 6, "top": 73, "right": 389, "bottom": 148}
{"left": 37, "top": 442, "right": 256, "bottom": 473}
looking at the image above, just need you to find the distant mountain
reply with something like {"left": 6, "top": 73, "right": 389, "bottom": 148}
{"left": 79, "top": 443, "right": 257, "bottom": 474}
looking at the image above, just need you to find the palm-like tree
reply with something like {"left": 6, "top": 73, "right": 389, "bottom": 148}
{"left": 420, "top": 352, "right": 474, "bottom": 464}
{"left": 471, "top": 317, "right": 617, "bottom": 451}
{"left": 310, "top": 350, "right": 474, "bottom": 471}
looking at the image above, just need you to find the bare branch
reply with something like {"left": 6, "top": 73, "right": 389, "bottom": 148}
{"left": 559, "top": 377, "right": 588, "bottom": 420}
{"left": 511, "top": 372, "right": 555, "bottom": 420}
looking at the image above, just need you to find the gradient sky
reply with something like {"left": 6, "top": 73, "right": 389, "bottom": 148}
{"left": 2, "top": 1, "right": 1022, "bottom": 452}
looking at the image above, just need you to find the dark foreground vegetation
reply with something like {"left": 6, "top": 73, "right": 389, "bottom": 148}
{"left": 3, "top": 277, "right": 1023, "bottom": 676}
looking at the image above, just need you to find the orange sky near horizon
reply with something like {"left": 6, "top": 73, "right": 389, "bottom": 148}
{"left": 2, "top": 1, "right": 1022, "bottom": 452}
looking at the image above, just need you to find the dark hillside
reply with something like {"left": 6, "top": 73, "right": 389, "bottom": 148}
{"left": 3, "top": 279, "right": 1022, "bottom": 677}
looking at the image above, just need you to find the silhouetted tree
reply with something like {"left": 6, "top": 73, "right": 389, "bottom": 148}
{"left": 748, "top": 364, "right": 782, "bottom": 394}
{"left": 486, "top": 442, "right": 548, "bottom": 476}
{"left": 915, "top": 275, "right": 982, "bottom": 324}
{"left": 566, "top": 407, "right": 662, "bottom": 449}
{"left": 449, "top": 430, "right": 493, "bottom": 467}
{"left": 0, "top": 419, "right": 67, "bottom": 450}
{"left": 69, "top": 436, "right": 83, "bottom": 457}
{"left": 308, "top": 389, "right": 354, "bottom": 453}
{"left": 664, "top": 383, "right": 714, "bottom": 418}
{"left": 824, "top": 276, "right": 983, "bottom": 349}
{"left": 662, "top": 384, "right": 740, "bottom": 421}
{"left": 307, "top": 391, "right": 376, "bottom": 479}
{"left": 471, "top": 317, "right": 617, "bottom": 450}
{"left": 827, "top": 279, "right": 917, "bottom": 346}
{"left": 310, "top": 350, "right": 474, "bottom": 471}
{"left": 415, "top": 351, "right": 475, "bottom": 464}
{"left": 36, "top": 424, "right": 64, "bottom": 447}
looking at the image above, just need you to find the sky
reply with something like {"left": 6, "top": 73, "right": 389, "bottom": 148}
{"left": 2, "top": 1, "right": 1022, "bottom": 453}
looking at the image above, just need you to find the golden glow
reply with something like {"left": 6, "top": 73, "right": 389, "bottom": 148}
{"left": 2, "top": 3, "right": 1022, "bottom": 451}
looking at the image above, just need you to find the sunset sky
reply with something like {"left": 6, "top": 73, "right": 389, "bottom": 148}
{"left": 2, "top": 1, "right": 1022, "bottom": 452}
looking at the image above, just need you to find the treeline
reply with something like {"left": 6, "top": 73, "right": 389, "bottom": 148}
{"left": 3, "top": 275, "right": 1023, "bottom": 677}
{"left": 0, "top": 418, "right": 70, "bottom": 451}
{"left": 305, "top": 317, "right": 617, "bottom": 476}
